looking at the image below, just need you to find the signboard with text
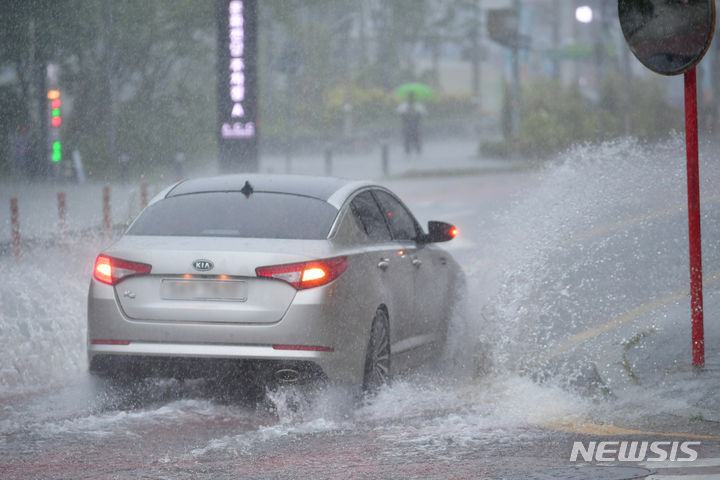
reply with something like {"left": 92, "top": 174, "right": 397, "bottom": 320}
{"left": 216, "top": 0, "right": 258, "bottom": 172}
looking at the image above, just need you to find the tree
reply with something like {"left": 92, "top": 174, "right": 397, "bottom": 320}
{"left": 0, "top": 1, "right": 216, "bottom": 178}
{"left": 54, "top": 0, "right": 216, "bottom": 176}
{"left": 0, "top": 0, "right": 64, "bottom": 176}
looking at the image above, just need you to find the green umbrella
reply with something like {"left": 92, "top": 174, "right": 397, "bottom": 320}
{"left": 394, "top": 82, "right": 436, "bottom": 101}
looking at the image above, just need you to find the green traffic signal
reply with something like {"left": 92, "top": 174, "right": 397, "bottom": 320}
{"left": 52, "top": 141, "right": 62, "bottom": 162}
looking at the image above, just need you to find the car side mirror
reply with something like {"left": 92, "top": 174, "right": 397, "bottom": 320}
{"left": 422, "top": 221, "right": 458, "bottom": 243}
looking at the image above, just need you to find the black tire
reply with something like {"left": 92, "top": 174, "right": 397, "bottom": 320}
{"left": 362, "top": 309, "right": 391, "bottom": 393}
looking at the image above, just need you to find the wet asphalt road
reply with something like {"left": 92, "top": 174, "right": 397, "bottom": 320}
{"left": 2, "top": 373, "right": 718, "bottom": 479}
{"left": 3, "top": 142, "right": 720, "bottom": 479}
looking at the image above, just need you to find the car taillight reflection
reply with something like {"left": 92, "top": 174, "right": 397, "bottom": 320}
{"left": 256, "top": 257, "right": 348, "bottom": 290}
{"left": 94, "top": 255, "right": 152, "bottom": 285}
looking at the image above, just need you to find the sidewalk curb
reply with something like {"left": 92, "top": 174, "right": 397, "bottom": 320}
{"left": 382, "top": 162, "right": 534, "bottom": 180}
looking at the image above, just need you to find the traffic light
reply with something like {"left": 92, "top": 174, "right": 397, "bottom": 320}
{"left": 52, "top": 141, "right": 62, "bottom": 162}
{"left": 47, "top": 89, "right": 62, "bottom": 162}
{"left": 48, "top": 89, "right": 61, "bottom": 127}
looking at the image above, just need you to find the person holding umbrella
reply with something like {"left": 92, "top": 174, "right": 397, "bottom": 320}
{"left": 396, "top": 87, "right": 429, "bottom": 155}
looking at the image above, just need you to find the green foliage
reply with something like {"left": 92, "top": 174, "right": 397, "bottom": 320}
{"left": 321, "top": 86, "right": 473, "bottom": 137}
{"left": 517, "top": 80, "right": 596, "bottom": 155}
{"left": 0, "top": 86, "right": 25, "bottom": 175}
{"left": 1, "top": 1, "right": 684, "bottom": 176}
{"left": 0, "top": 0, "right": 65, "bottom": 174}
{"left": 431, "top": 93, "right": 475, "bottom": 118}
{"left": 258, "top": 0, "right": 448, "bottom": 141}
{"left": 626, "top": 78, "right": 683, "bottom": 139}
{"left": 0, "top": 1, "right": 217, "bottom": 179}
{"left": 323, "top": 85, "right": 397, "bottom": 132}
{"left": 1, "top": 0, "right": 480, "bottom": 177}
{"left": 57, "top": 0, "right": 217, "bottom": 178}
{"left": 479, "top": 139, "right": 514, "bottom": 158}
{"left": 489, "top": 76, "right": 683, "bottom": 158}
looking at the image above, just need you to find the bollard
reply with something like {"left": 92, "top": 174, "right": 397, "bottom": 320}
{"left": 140, "top": 182, "right": 149, "bottom": 209}
{"left": 381, "top": 143, "right": 390, "bottom": 176}
{"left": 174, "top": 149, "right": 185, "bottom": 179}
{"left": 324, "top": 146, "right": 333, "bottom": 176}
{"left": 119, "top": 153, "right": 129, "bottom": 183}
{"left": 103, "top": 186, "right": 111, "bottom": 237}
{"left": 10, "top": 197, "right": 20, "bottom": 260}
{"left": 57, "top": 192, "right": 67, "bottom": 244}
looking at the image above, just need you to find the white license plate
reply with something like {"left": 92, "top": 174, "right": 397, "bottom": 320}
{"left": 161, "top": 279, "right": 248, "bottom": 301}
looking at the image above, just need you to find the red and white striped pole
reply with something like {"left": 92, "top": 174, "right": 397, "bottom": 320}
{"left": 684, "top": 67, "right": 705, "bottom": 368}
{"left": 103, "top": 186, "right": 111, "bottom": 237}
{"left": 10, "top": 197, "right": 20, "bottom": 260}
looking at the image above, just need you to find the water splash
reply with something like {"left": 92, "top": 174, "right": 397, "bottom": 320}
{"left": 3, "top": 137, "right": 716, "bottom": 454}
{"left": 0, "top": 238, "right": 104, "bottom": 394}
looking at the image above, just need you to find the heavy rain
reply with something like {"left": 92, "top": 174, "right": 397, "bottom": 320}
{"left": 1, "top": 1, "right": 719, "bottom": 479}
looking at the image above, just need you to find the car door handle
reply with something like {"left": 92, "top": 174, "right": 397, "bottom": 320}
{"left": 377, "top": 259, "right": 390, "bottom": 270}
{"left": 411, "top": 257, "right": 422, "bottom": 268}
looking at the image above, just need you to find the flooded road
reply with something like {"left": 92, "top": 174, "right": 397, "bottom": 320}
{"left": 1, "top": 372, "right": 592, "bottom": 478}
{"left": 2, "top": 138, "right": 720, "bottom": 479}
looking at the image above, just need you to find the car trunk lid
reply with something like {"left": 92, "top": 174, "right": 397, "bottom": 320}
{"left": 107, "top": 236, "right": 334, "bottom": 324}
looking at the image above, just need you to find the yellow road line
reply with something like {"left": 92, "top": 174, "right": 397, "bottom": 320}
{"left": 545, "top": 270, "right": 720, "bottom": 360}
{"left": 544, "top": 421, "right": 720, "bottom": 440}
{"left": 573, "top": 205, "right": 684, "bottom": 242}
{"left": 536, "top": 188, "right": 720, "bottom": 440}
{"left": 571, "top": 193, "right": 720, "bottom": 242}
{"left": 544, "top": 193, "right": 720, "bottom": 357}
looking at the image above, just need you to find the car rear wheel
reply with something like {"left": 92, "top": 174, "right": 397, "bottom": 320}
{"left": 362, "top": 308, "right": 391, "bottom": 393}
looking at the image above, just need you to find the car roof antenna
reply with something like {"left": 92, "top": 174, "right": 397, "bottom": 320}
{"left": 240, "top": 180, "right": 254, "bottom": 198}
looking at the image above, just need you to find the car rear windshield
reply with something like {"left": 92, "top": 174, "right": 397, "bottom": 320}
{"left": 127, "top": 192, "right": 338, "bottom": 239}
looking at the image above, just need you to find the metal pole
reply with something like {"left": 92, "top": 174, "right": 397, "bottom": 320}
{"left": 622, "top": 42, "right": 632, "bottom": 136}
{"left": 551, "top": 0, "right": 560, "bottom": 81}
{"left": 10, "top": 198, "right": 21, "bottom": 260}
{"left": 285, "top": 72, "right": 293, "bottom": 174}
{"left": 103, "top": 185, "right": 111, "bottom": 238}
{"left": 511, "top": 0, "right": 521, "bottom": 136}
{"left": 381, "top": 143, "right": 389, "bottom": 176}
{"left": 684, "top": 67, "right": 705, "bottom": 368}
{"left": 57, "top": 192, "right": 67, "bottom": 245}
{"left": 105, "top": 0, "right": 116, "bottom": 174}
{"left": 471, "top": 0, "right": 481, "bottom": 102}
{"left": 324, "top": 145, "right": 333, "bottom": 176}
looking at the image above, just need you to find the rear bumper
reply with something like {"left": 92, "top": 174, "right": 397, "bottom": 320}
{"left": 89, "top": 342, "right": 333, "bottom": 359}
{"left": 89, "top": 354, "right": 326, "bottom": 385}
{"left": 87, "top": 279, "right": 371, "bottom": 385}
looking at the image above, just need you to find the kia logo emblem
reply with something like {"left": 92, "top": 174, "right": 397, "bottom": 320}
{"left": 192, "top": 259, "right": 214, "bottom": 272}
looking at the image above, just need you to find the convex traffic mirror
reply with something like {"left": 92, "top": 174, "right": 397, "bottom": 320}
{"left": 619, "top": 0, "right": 716, "bottom": 76}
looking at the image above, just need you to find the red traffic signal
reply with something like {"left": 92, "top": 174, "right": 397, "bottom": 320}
{"left": 48, "top": 90, "right": 62, "bottom": 127}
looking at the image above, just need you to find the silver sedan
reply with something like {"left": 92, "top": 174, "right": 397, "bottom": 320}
{"left": 87, "top": 174, "right": 463, "bottom": 392}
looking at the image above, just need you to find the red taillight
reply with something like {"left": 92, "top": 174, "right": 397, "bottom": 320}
{"left": 450, "top": 227, "right": 459, "bottom": 238}
{"left": 256, "top": 257, "right": 348, "bottom": 290}
{"left": 93, "top": 255, "right": 152, "bottom": 285}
